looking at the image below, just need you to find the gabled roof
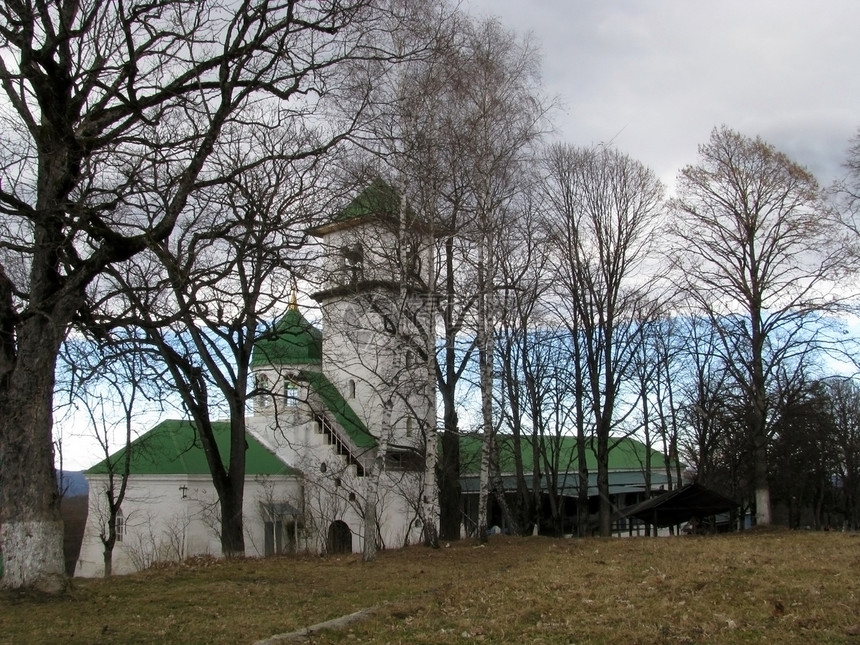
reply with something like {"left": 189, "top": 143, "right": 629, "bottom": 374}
{"left": 251, "top": 307, "right": 322, "bottom": 368}
{"left": 457, "top": 434, "right": 670, "bottom": 476}
{"left": 86, "top": 419, "right": 299, "bottom": 477}
{"left": 302, "top": 371, "right": 377, "bottom": 449}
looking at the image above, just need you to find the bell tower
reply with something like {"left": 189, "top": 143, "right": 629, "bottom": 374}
{"left": 310, "top": 180, "right": 435, "bottom": 458}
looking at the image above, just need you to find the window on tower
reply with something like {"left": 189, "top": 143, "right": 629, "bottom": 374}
{"left": 341, "top": 243, "right": 363, "bottom": 283}
{"left": 255, "top": 373, "right": 271, "bottom": 410}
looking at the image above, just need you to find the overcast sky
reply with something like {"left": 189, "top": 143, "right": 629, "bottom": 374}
{"left": 463, "top": 0, "right": 860, "bottom": 190}
{"left": 60, "top": 2, "right": 860, "bottom": 471}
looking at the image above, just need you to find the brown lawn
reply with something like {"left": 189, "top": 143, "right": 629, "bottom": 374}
{"left": 2, "top": 530, "right": 859, "bottom": 644}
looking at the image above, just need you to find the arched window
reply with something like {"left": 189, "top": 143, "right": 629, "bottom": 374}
{"left": 348, "top": 379, "right": 356, "bottom": 399}
{"left": 255, "top": 373, "right": 271, "bottom": 410}
{"left": 341, "top": 243, "right": 363, "bottom": 283}
{"left": 406, "top": 418, "right": 414, "bottom": 437}
{"left": 115, "top": 510, "right": 124, "bottom": 543}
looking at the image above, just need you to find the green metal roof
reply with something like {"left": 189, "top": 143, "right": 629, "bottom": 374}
{"left": 456, "top": 434, "right": 670, "bottom": 476}
{"left": 336, "top": 179, "right": 400, "bottom": 222}
{"left": 86, "top": 419, "right": 299, "bottom": 477}
{"left": 303, "top": 371, "right": 377, "bottom": 449}
{"left": 252, "top": 307, "right": 322, "bottom": 367}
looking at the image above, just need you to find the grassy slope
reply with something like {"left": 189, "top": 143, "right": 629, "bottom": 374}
{"left": 2, "top": 531, "right": 859, "bottom": 644}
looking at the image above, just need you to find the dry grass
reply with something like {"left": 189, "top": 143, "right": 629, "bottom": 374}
{"left": 2, "top": 530, "right": 860, "bottom": 644}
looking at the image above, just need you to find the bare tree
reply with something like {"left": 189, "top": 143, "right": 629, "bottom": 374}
{"left": 108, "top": 146, "right": 339, "bottom": 560}
{"left": 333, "top": 2, "right": 462, "bottom": 551}
{"left": 670, "top": 126, "right": 852, "bottom": 525}
{"left": 494, "top": 203, "right": 556, "bottom": 535}
{"left": 0, "top": 0, "right": 397, "bottom": 591}
{"left": 542, "top": 143, "right": 666, "bottom": 536}
{"left": 60, "top": 329, "right": 160, "bottom": 576}
{"left": 443, "top": 19, "right": 547, "bottom": 542}
{"left": 834, "top": 128, "right": 860, "bottom": 243}
{"left": 646, "top": 315, "right": 685, "bottom": 491}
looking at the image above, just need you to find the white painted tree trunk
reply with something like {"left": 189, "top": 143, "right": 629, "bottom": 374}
{"left": 755, "top": 486, "right": 772, "bottom": 526}
{"left": 0, "top": 521, "right": 65, "bottom": 592}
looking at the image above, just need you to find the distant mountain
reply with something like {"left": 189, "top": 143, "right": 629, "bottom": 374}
{"left": 58, "top": 471, "right": 88, "bottom": 498}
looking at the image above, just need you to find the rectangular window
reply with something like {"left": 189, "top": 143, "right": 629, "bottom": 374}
{"left": 285, "top": 381, "right": 299, "bottom": 407}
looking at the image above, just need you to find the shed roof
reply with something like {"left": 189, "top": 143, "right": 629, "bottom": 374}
{"left": 86, "top": 419, "right": 299, "bottom": 477}
{"left": 617, "top": 483, "right": 739, "bottom": 527}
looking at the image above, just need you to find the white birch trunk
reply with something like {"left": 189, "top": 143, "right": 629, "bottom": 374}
{"left": 476, "top": 240, "right": 495, "bottom": 542}
{"left": 362, "top": 440, "right": 385, "bottom": 562}
{"left": 421, "top": 431, "right": 440, "bottom": 546}
{"left": 421, "top": 206, "right": 440, "bottom": 547}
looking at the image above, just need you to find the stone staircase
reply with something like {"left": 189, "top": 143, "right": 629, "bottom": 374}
{"left": 313, "top": 413, "right": 367, "bottom": 477}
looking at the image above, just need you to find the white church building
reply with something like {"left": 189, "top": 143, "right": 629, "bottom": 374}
{"left": 78, "top": 182, "right": 438, "bottom": 576}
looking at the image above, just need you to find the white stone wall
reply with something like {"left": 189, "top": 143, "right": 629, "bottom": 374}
{"left": 77, "top": 473, "right": 301, "bottom": 577}
{"left": 247, "top": 411, "right": 424, "bottom": 555}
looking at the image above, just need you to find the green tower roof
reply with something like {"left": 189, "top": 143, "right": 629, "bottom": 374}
{"left": 336, "top": 179, "right": 400, "bottom": 222}
{"left": 252, "top": 306, "right": 322, "bottom": 368}
{"left": 86, "top": 419, "right": 299, "bottom": 476}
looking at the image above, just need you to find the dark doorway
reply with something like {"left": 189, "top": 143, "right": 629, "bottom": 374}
{"left": 327, "top": 520, "right": 352, "bottom": 554}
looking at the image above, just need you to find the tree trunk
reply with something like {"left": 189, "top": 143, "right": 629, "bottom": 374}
{"left": 437, "top": 236, "right": 462, "bottom": 541}
{"left": 0, "top": 319, "right": 67, "bottom": 592}
{"left": 220, "top": 486, "right": 245, "bottom": 559}
{"left": 102, "top": 543, "right": 114, "bottom": 578}
{"left": 489, "top": 436, "right": 519, "bottom": 535}
{"left": 597, "top": 430, "right": 612, "bottom": 537}
{"left": 421, "top": 425, "right": 440, "bottom": 548}
{"left": 753, "top": 443, "right": 772, "bottom": 527}
{"left": 438, "top": 412, "right": 461, "bottom": 540}
{"left": 363, "top": 442, "right": 385, "bottom": 562}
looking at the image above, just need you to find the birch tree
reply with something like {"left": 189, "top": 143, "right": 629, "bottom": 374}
{"left": 352, "top": 11, "right": 548, "bottom": 541}
{"left": 447, "top": 19, "right": 547, "bottom": 542}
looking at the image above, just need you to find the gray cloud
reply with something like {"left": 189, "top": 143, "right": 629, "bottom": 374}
{"left": 465, "top": 0, "right": 860, "bottom": 188}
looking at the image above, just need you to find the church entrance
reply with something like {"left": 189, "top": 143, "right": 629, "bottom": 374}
{"left": 327, "top": 520, "right": 352, "bottom": 554}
